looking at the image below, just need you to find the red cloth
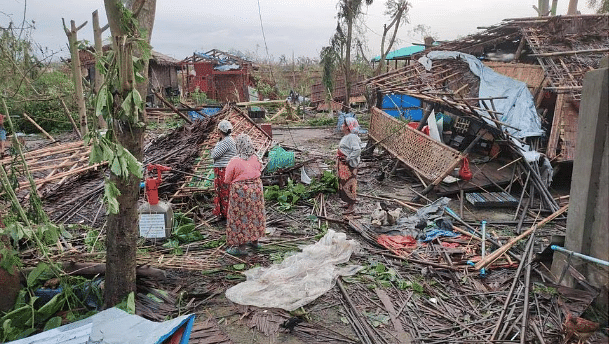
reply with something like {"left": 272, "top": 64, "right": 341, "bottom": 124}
{"left": 407, "top": 122, "right": 430, "bottom": 135}
{"left": 377, "top": 235, "right": 419, "bottom": 255}
{"left": 213, "top": 167, "right": 230, "bottom": 218}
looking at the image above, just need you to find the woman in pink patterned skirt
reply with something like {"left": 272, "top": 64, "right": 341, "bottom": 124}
{"left": 224, "top": 134, "right": 266, "bottom": 255}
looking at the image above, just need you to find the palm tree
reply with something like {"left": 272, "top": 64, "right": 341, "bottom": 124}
{"left": 337, "top": 0, "right": 373, "bottom": 108}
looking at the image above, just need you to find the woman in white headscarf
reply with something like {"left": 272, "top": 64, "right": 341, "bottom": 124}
{"left": 210, "top": 120, "right": 237, "bottom": 220}
{"left": 223, "top": 134, "right": 266, "bottom": 255}
{"left": 337, "top": 117, "right": 361, "bottom": 215}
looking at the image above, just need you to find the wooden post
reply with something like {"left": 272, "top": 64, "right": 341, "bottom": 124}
{"left": 514, "top": 37, "right": 526, "bottom": 61}
{"left": 459, "top": 189, "right": 464, "bottom": 218}
{"left": 63, "top": 18, "right": 89, "bottom": 136}
{"left": 154, "top": 91, "right": 193, "bottom": 124}
{"left": 22, "top": 113, "right": 56, "bottom": 142}
{"left": 59, "top": 98, "right": 82, "bottom": 138}
{"left": 475, "top": 204, "right": 569, "bottom": 270}
{"left": 93, "top": 10, "right": 109, "bottom": 129}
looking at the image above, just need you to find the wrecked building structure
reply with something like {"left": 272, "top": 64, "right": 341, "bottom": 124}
{"left": 310, "top": 74, "right": 368, "bottom": 111}
{"left": 79, "top": 48, "right": 181, "bottom": 107}
{"left": 367, "top": 14, "right": 608, "bottom": 163}
{"left": 180, "top": 49, "right": 258, "bottom": 103}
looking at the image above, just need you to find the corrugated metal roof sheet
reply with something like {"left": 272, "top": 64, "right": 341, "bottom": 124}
{"left": 371, "top": 45, "right": 425, "bottom": 61}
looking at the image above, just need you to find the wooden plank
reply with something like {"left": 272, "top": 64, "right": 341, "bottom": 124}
{"left": 375, "top": 288, "right": 412, "bottom": 343}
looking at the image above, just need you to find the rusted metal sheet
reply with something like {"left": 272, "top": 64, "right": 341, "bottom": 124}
{"left": 369, "top": 107, "right": 462, "bottom": 182}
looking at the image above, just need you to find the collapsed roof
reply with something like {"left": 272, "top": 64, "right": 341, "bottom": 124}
{"left": 364, "top": 14, "right": 609, "bottom": 162}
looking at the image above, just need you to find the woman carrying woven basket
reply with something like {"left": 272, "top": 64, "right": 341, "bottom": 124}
{"left": 224, "top": 134, "right": 266, "bottom": 256}
{"left": 337, "top": 117, "right": 362, "bottom": 215}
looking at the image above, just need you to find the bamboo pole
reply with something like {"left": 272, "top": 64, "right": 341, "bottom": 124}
{"left": 153, "top": 91, "right": 193, "bottom": 124}
{"left": 474, "top": 204, "right": 569, "bottom": 270}
{"left": 22, "top": 112, "right": 56, "bottom": 142}
{"left": 63, "top": 19, "right": 89, "bottom": 135}
{"left": 59, "top": 98, "right": 82, "bottom": 138}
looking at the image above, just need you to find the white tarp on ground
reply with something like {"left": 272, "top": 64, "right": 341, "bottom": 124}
{"left": 418, "top": 51, "right": 544, "bottom": 138}
{"left": 225, "top": 229, "right": 362, "bottom": 311}
{"left": 9, "top": 308, "right": 195, "bottom": 344}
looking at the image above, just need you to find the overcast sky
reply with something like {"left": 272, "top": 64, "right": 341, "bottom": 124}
{"left": 1, "top": 0, "right": 595, "bottom": 62}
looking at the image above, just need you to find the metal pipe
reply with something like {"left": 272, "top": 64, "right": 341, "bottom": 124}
{"left": 480, "top": 220, "right": 487, "bottom": 276}
{"left": 551, "top": 245, "right": 609, "bottom": 267}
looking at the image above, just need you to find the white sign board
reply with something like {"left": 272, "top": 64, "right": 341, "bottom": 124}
{"left": 139, "top": 213, "right": 167, "bottom": 238}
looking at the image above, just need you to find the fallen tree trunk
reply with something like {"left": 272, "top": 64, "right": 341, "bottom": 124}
{"left": 20, "top": 262, "right": 166, "bottom": 281}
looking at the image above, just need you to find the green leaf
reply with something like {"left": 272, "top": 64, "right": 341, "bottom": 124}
{"left": 95, "top": 85, "right": 109, "bottom": 118}
{"left": 36, "top": 293, "right": 65, "bottom": 322}
{"left": 27, "top": 263, "right": 52, "bottom": 288}
{"left": 104, "top": 181, "right": 121, "bottom": 214}
{"left": 125, "top": 153, "right": 143, "bottom": 178}
{"left": 110, "top": 156, "right": 122, "bottom": 176}
{"left": 90, "top": 144, "right": 104, "bottom": 164}
{"left": 121, "top": 92, "right": 135, "bottom": 118}
{"left": 0, "top": 306, "right": 32, "bottom": 328}
{"left": 131, "top": 88, "right": 143, "bottom": 110}
{"left": 127, "top": 292, "right": 135, "bottom": 314}
{"left": 232, "top": 264, "right": 245, "bottom": 271}
{"left": 43, "top": 316, "right": 62, "bottom": 331}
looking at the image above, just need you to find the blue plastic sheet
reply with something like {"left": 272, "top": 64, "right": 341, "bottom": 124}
{"left": 419, "top": 51, "right": 544, "bottom": 138}
{"left": 420, "top": 229, "right": 460, "bottom": 243}
{"left": 188, "top": 107, "right": 221, "bottom": 121}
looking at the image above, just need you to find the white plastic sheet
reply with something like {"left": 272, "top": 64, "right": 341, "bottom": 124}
{"left": 225, "top": 230, "right": 361, "bottom": 311}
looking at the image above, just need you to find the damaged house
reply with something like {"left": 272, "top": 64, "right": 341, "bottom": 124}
{"left": 180, "top": 49, "right": 258, "bottom": 103}
{"left": 79, "top": 48, "right": 181, "bottom": 107}
{"left": 310, "top": 74, "right": 368, "bottom": 111}
{"left": 363, "top": 14, "right": 608, "bottom": 204}
{"left": 367, "top": 14, "right": 608, "bottom": 163}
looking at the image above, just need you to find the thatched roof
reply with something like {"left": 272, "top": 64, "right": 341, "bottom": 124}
{"left": 151, "top": 50, "right": 180, "bottom": 67}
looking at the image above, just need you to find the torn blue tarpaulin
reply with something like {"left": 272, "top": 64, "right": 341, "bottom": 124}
{"left": 8, "top": 307, "right": 195, "bottom": 344}
{"left": 418, "top": 51, "right": 544, "bottom": 138}
{"left": 214, "top": 64, "right": 240, "bottom": 71}
{"left": 188, "top": 107, "right": 221, "bottom": 121}
{"left": 420, "top": 229, "right": 460, "bottom": 243}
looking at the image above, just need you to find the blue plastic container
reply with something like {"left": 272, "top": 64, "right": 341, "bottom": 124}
{"left": 381, "top": 94, "right": 423, "bottom": 120}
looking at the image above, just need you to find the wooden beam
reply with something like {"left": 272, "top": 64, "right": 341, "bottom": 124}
{"left": 474, "top": 204, "right": 569, "bottom": 270}
{"left": 529, "top": 48, "right": 609, "bottom": 57}
{"left": 153, "top": 91, "right": 193, "bottom": 124}
{"left": 22, "top": 112, "right": 56, "bottom": 142}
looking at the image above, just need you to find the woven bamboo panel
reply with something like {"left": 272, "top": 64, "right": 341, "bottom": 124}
{"left": 369, "top": 107, "right": 461, "bottom": 181}
{"left": 172, "top": 106, "right": 273, "bottom": 198}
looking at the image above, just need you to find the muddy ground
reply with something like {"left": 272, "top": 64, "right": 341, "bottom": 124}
{"left": 10, "top": 123, "right": 600, "bottom": 343}
{"left": 174, "top": 125, "right": 578, "bottom": 344}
